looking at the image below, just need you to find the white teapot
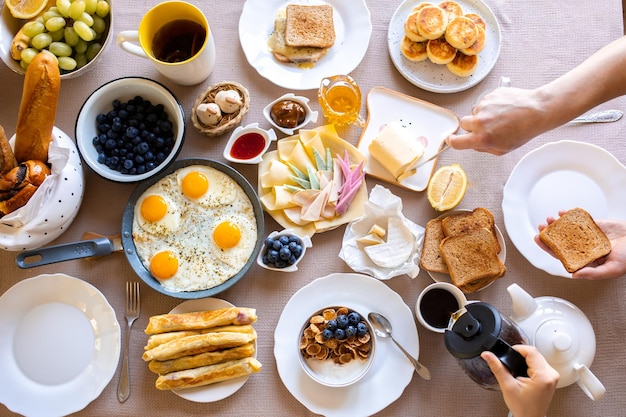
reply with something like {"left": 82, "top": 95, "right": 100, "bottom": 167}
{"left": 507, "top": 283, "right": 605, "bottom": 400}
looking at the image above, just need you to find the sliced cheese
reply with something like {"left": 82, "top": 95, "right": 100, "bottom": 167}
{"left": 368, "top": 121, "right": 425, "bottom": 180}
{"left": 300, "top": 130, "right": 326, "bottom": 163}
{"left": 368, "top": 223, "right": 386, "bottom": 238}
{"left": 260, "top": 159, "right": 295, "bottom": 189}
{"left": 364, "top": 217, "right": 415, "bottom": 268}
{"left": 357, "top": 233, "right": 385, "bottom": 246}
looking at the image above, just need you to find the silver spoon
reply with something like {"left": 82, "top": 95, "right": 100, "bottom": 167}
{"left": 569, "top": 109, "right": 623, "bottom": 123}
{"left": 368, "top": 312, "right": 431, "bottom": 380}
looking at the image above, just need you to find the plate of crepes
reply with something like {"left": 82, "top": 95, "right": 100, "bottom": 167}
{"left": 503, "top": 140, "right": 626, "bottom": 278}
{"left": 142, "top": 298, "right": 261, "bottom": 402}
{"left": 357, "top": 87, "right": 459, "bottom": 191}
{"left": 0, "top": 274, "right": 120, "bottom": 417}
{"left": 420, "top": 208, "right": 506, "bottom": 293}
{"left": 238, "top": 0, "right": 372, "bottom": 90}
{"left": 275, "top": 273, "right": 419, "bottom": 417}
{"left": 258, "top": 125, "right": 368, "bottom": 237}
{"left": 388, "top": 0, "right": 502, "bottom": 93}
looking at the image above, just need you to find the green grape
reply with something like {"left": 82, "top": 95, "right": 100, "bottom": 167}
{"left": 20, "top": 48, "right": 39, "bottom": 64}
{"left": 45, "top": 16, "right": 67, "bottom": 32}
{"left": 77, "top": 12, "right": 94, "bottom": 27}
{"left": 73, "top": 21, "right": 94, "bottom": 41}
{"left": 64, "top": 26, "right": 79, "bottom": 46}
{"left": 86, "top": 42, "right": 102, "bottom": 60}
{"left": 20, "top": 59, "right": 29, "bottom": 71}
{"left": 74, "top": 53, "right": 88, "bottom": 68}
{"left": 69, "top": 0, "right": 86, "bottom": 20}
{"left": 84, "top": 0, "right": 97, "bottom": 15}
{"left": 23, "top": 21, "right": 45, "bottom": 37}
{"left": 58, "top": 56, "right": 77, "bottom": 71}
{"left": 49, "top": 41, "right": 72, "bottom": 57}
{"left": 42, "top": 10, "right": 61, "bottom": 21}
{"left": 31, "top": 33, "right": 53, "bottom": 49}
{"left": 35, "top": 16, "right": 44, "bottom": 24}
{"left": 91, "top": 15, "right": 106, "bottom": 33}
{"left": 75, "top": 38, "right": 88, "bottom": 54}
{"left": 95, "top": 0, "right": 110, "bottom": 18}
{"left": 56, "top": 0, "right": 71, "bottom": 17}
{"left": 49, "top": 28, "right": 65, "bottom": 41}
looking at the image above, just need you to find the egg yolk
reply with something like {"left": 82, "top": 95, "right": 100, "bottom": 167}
{"left": 141, "top": 195, "right": 168, "bottom": 222}
{"left": 150, "top": 250, "right": 179, "bottom": 280}
{"left": 213, "top": 221, "right": 241, "bottom": 249}
{"left": 182, "top": 171, "right": 209, "bottom": 199}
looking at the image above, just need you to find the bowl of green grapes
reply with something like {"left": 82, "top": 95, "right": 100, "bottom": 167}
{"left": 0, "top": 0, "right": 112, "bottom": 78}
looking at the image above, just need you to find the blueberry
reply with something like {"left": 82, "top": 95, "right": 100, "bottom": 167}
{"left": 105, "top": 139, "right": 116, "bottom": 150}
{"left": 272, "top": 240, "right": 283, "bottom": 251}
{"left": 345, "top": 325, "right": 356, "bottom": 338}
{"left": 291, "top": 244, "right": 303, "bottom": 258}
{"left": 326, "top": 319, "right": 337, "bottom": 332}
{"left": 278, "top": 235, "right": 290, "bottom": 246}
{"left": 334, "top": 329, "right": 346, "bottom": 340}
{"left": 348, "top": 312, "right": 361, "bottom": 326}
{"left": 322, "top": 329, "right": 333, "bottom": 340}
{"left": 123, "top": 159, "right": 134, "bottom": 169}
{"left": 288, "top": 235, "right": 302, "bottom": 245}
{"left": 137, "top": 142, "right": 150, "bottom": 154}
{"left": 337, "top": 315, "right": 349, "bottom": 329}
{"left": 287, "top": 255, "right": 297, "bottom": 265}
{"left": 356, "top": 322, "right": 368, "bottom": 336}
{"left": 279, "top": 246, "right": 291, "bottom": 260}
{"left": 274, "top": 259, "right": 287, "bottom": 268}
{"left": 264, "top": 237, "right": 275, "bottom": 248}
{"left": 267, "top": 249, "right": 279, "bottom": 263}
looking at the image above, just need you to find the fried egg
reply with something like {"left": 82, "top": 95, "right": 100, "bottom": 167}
{"left": 212, "top": 215, "right": 257, "bottom": 267}
{"left": 149, "top": 249, "right": 179, "bottom": 281}
{"left": 135, "top": 191, "right": 181, "bottom": 235}
{"left": 176, "top": 166, "right": 236, "bottom": 207}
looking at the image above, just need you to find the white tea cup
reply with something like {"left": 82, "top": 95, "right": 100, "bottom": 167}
{"left": 416, "top": 282, "right": 467, "bottom": 333}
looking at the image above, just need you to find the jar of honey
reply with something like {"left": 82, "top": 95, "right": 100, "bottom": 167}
{"left": 317, "top": 74, "right": 365, "bottom": 127}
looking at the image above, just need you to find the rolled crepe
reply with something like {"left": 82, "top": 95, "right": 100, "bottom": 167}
{"left": 145, "top": 308, "right": 257, "bottom": 335}
{"left": 155, "top": 357, "right": 262, "bottom": 390}
{"left": 142, "top": 331, "right": 256, "bottom": 362}
{"left": 149, "top": 342, "right": 255, "bottom": 374}
{"left": 144, "top": 325, "right": 256, "bottom": 350}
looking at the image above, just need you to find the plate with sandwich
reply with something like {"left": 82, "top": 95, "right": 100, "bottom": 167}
{"left": 387, "top": 0, "right": 501, "bottom": 93}
{"left": 503, "top": 140, "right": 626, "bottom": 278}
{"left": 357, "top": 87, "right": 459, "bottom": 192}
{"left": 238, "top": 0, "right": 372, "bottom": 90}
{"left": 420, "top": 208, "right": 507, "bottom": 293}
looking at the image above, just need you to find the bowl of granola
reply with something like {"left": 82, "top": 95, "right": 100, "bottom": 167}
{"left": 298, "top": 306, "right": 375, "bottom": 387}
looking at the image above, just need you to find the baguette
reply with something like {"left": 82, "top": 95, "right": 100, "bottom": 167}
{"left": 539, "top": 208, "right": 611, "bottom": 272}
{"left": 14, "top": 51, "right": 60, "bottom": 163}
{"left": 0, "top": 125, "right": 17, "bottom": 176}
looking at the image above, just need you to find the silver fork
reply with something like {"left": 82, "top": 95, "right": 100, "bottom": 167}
{"left": 117, "top": 281, "right": 140, "bottom": 403}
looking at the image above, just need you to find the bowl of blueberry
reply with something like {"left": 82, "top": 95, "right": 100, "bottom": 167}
{"left": 75, "top": 76, "right": 185, "bottom": 182}
{"left": 257, "top": 229, "right": 312, "bottom": 272}
{"left": 298, "top": 306, "right": 375, "bottom": 387}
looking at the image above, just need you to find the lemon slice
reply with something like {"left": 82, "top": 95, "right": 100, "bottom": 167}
{"left": 427, "top": 163, "right": 468, "bottom": 211}
{"left": 6, "top": 0, "right": 49, "bottom": 19}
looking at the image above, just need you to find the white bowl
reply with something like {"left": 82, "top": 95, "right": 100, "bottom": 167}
{"left": 298, "top": 306, "right": 375, "bottom": 387}
{"left": 223, "top": 123, "right": 276, "bottom": 164}
{"left": 256, "top": 229, "right": 312, "bottom": 273}
{"left": 263, "top": 93, "right": 318, "bottom": 135}
{"left": 0, "top": 1, "right": 113, "bottom": 79}
{"left": 75, "top": 77, "right": 185, "bottom": 182}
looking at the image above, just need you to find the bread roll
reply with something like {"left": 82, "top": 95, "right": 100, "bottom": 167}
{"left": 14, "top": 52, "right": 60, "bottom": 163}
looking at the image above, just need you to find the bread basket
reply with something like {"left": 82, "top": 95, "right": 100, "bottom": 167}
{"left": 191, "top": 81, "right": 250, "bottom": 137}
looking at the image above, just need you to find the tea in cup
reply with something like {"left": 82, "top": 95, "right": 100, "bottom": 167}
{"left": 317, "top": 74, "right": 365, "bottom": 127}
{"left": 116, "top": 1, "right": 215, "bottom": 86}
{"left": 416, "top": 282, "right": 467, "bottom": 333}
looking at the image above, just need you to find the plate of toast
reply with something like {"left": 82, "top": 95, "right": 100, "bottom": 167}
{"left": 420, "top": 208, "right": 506, "bottom": 293}
{"left": 387, "top": 0, "right": 501, "bottom": 93}
{"left": 503, "top": 140, "right": 626, "bottom": 278}
{"left": 239, "top": 0, "right": 372, "bottom": 90}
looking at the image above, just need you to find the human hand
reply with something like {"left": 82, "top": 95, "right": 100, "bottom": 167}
{"left": 447, "top": 87, "right": 549, "bottom": 155}
{"left": 481, "top": 345, "right": 559, "bottom": 417}
{"left": 535, "top": 212, "right": 626, "bottom": 280}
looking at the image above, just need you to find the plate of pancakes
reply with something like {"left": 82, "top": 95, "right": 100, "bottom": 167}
{"left": 388, "top": 0, "right": 501, "bottom": 93}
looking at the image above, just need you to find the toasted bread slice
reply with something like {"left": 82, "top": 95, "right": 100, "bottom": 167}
{"left": 417, "top": 5, "right": 449, "bottom": 40}
{"left": 401, "top": 36, "right": 428, "bottom": 62}
{"left": 446, "top": 51, "right": 478, "bottom": 77}
{"left": 269, "top": 12, "right": 329, "bottom": 64}
{"left": 284, "top": 4, "right": 335, "bottom": 49}
{"left": 440, "top": 228, "right": 506, "bottom": 293}
{"left": 441, "top": 208, "right": 501, "bottom": 253}
{"left": 420, "top": 218, "right": 449, "bottom": 273}
{"left": 427, "top": 37, "right": 457, "bottom": 64}
{"left": 539, "top": 208, "right": 611, "bottom": 273}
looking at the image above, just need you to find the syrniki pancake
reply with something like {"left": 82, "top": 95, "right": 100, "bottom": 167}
{"left": 465, "top": 13, "right": 487, "bottom": 31}
{"left": 445, "top": 16, "right": 478, "bottom": 49}
{"left": 447, "top": 51, "right": 479, "bottom": 77}
{"left": 438, "top": 1, "right": 463, "bottom": 21}
{"left": 417, "top": 5, "right": 449, "bottom": 40}
{"left": 401, "top": 36, "right": 428, "bottom": 61}
{"left": 427, "top": 37, "right": 457, "bottom": 64}
{"left": 404, "top": 11, "right": 427, "bottom": 42}
{"left": 460, "top": 25, "right": 486, "bottom": 56}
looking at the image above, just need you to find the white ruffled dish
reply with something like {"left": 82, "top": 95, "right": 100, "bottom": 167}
{"left": 502, "top": 140, "right": 626, "bottom": 278}
{"left": 223, "top": 123, "right": 277, "bottom": 164}
{"left": 0, "top": 274, "right": 120, "bottom": 417}
{"left": 0, "top": 127, "right": 84, "bottom": 251}
{"left": 167, "top": 298, "right": 257, "bottom": 402}
{"left": 387, "top": 0, "right": 501, "bottom": 93}
{"left": 238, "top": 0, "right": 372, "bottom": 90}
{"left": 263, "top": 93, "right": 318, "bottom": 135}
{"left": 357, "top": 87, "right": 459, "bottom": 192}
{"left": 275, "top": 273, "right": 419, "bottom": 417}
{"left": 256, "top": 229, "right": 312, "bottom": 273}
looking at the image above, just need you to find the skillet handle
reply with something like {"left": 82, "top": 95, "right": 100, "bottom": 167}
{"left": 15, "top": 238, "right": 115, "bottom": 269}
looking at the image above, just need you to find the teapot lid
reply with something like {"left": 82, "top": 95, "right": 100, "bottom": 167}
{"left": 444, "top": 302, "right": 500, "bottom": 358}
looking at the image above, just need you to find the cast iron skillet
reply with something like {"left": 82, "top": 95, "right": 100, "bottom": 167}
{"left": 15, "top": 158, "right": 265, "bottom": 299}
